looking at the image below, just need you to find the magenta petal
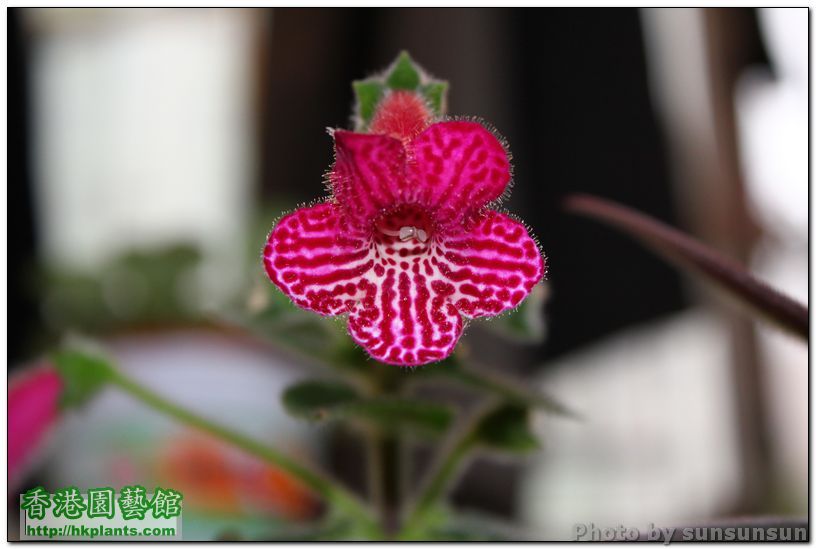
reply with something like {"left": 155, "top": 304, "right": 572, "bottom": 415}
{"left": 408, "top": 121, "right": 511, "bottom": 229}
{"left": 264, "top": 202, "right": 374, "bottom": 316}
{"left": 330, "top": 131, "right": 408, "bottom": 230}
{"left": 437, "top": 211, "right": 545, "bottom": 318}
{"left": 347, "top": 264, "right": 463, "bottom": 366}
{"left": 9, "top": 364, "right": 63, "bottom": 489}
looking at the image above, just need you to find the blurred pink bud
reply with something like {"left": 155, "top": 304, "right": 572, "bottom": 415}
{"left": 8, "top": 364, "right": 63, "bottom": 490}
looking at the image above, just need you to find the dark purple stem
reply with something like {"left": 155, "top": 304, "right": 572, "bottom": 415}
{"left": 563, "top": 194, "right": 808, "bottom": 341}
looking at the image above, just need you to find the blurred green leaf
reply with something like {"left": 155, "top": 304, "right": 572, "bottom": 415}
{"left": 474, "top": 404, "right": 539, "bottom": 453}
{"left": 113, "top": 244, "right": 201, "bottom": 321}
{"left": 341, "top": 398, "right": 453, "bottom": 435}
{"left": 386, "top": 51, "right": 421, "bottom": 90}
{"left": 353, "top": 80, "right": 385, "bottom": 127}
{"left": 52, "top": 348, "right": 115, "bottom": 409}
{"left": 282, "top": 380, "right": 360, "bottom": 421}
{"left": 283, "top": 379, "right": 454, "bottom": 436}
{"left": 42, "top": 243, "right": 202, "bottom": 335}
{"left": 420, "top": 82, "right": 448, "bottom": 116}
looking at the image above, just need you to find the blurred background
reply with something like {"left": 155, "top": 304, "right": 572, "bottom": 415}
{"left": 8, "top": 7, "right": 807, "bottom": 540}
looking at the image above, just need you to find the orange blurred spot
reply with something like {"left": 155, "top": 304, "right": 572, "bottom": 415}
{"left": 155, "top": 433, "right": 319, "bottom": 521}
{"left": 156, "top": 435, "right": 240, "bottom": 514}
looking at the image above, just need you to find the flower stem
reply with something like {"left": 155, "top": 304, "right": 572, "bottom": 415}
{"left": 107, "top": 368, "right": 376, "bottom": 530}
{"left": 368, "top": 431, "right": 401, "bottom": 537}
{"left": 367, "top": 363, "right": 404, "bottom": 538}
{"left": 400, "top": 426, "right": 476, "bottom": 538}
{"left": 564, "top": 193, "right": 809, "bottom": 339}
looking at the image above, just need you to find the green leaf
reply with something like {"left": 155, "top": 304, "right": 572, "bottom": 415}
{"left": 352, "top": 80, "right": 385, "bottom": 127}
{"left": 282, "top": 380, "right": 359, "bottom": 421}
{"left": 283, "top": 378, "right": 454, "bottom": 436}
{"left": 42, "top": 243, "right": 202, "bottom": 335}
{"left": 386, "top": 51, "right": 422, "bottom": 90}
{"left": 474, "top": 404, "right": 539, "bottom": 453}
{"left": 341, "top": 398, "right": 453, "bottom": 435}
{"left": 52, "top": 349, "right": 116, "bottom": 409}
{"left": 420, "top": 82, "right": 449, "bottom": 116}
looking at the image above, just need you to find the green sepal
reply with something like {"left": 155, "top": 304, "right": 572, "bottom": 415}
{"left": 420, "top": 82, "right": 449, "bottom": 116}
{"left": 352, "top": 51, "right": 449, "bottom": 131}
{"left": 352, "top": 80, "right": 385, "bottom": 127}
{"left": 385, "top": 51, "right": 422, "bottom": 90}
{"left": 474, "top": 404, "right": 539, "bottom": 453}
{"left": 52, "top": 348, "right": 116, "bottom": 409}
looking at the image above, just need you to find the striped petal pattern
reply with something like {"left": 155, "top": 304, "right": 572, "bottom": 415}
{"left": 264, "top": 202, "right": 372, "bottom": 316}
{"left": 348, "top": 266, "right": 463, "bottom": 366}
{"left": 436, "top": 211, "right": 545, "bottom": 318}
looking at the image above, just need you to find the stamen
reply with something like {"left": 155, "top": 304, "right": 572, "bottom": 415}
{"left": 399, "top": 226, "right": 416, "bottom": 241}
{"left": 378, "top": 225, "right": 429, "bottom": 243}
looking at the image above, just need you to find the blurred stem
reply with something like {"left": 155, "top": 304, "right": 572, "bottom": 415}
{"left": 400, "top": 420, "right": 478, "bottom": 538}
{"left": 368, "top": 431, "right": 400, "bottom": 537}
{"left": 368, "top": 363, "right": 403, "bottom": 538}
{"left": 107, "top": 369, "right": 377, "bottom": 531}
{"left": 563, "top": 193, "right": 808, "bottom": 339}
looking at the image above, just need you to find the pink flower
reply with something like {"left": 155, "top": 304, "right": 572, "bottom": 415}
{"left": 9, "top": 364, "right": 63, "bottom": 489}
{"left": 264, "top": 115, "right": 545, "bottom": 366}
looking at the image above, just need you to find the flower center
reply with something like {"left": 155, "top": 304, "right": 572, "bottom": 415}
{"left": 373, "top": 205, "right": 434, "bottom": 258}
